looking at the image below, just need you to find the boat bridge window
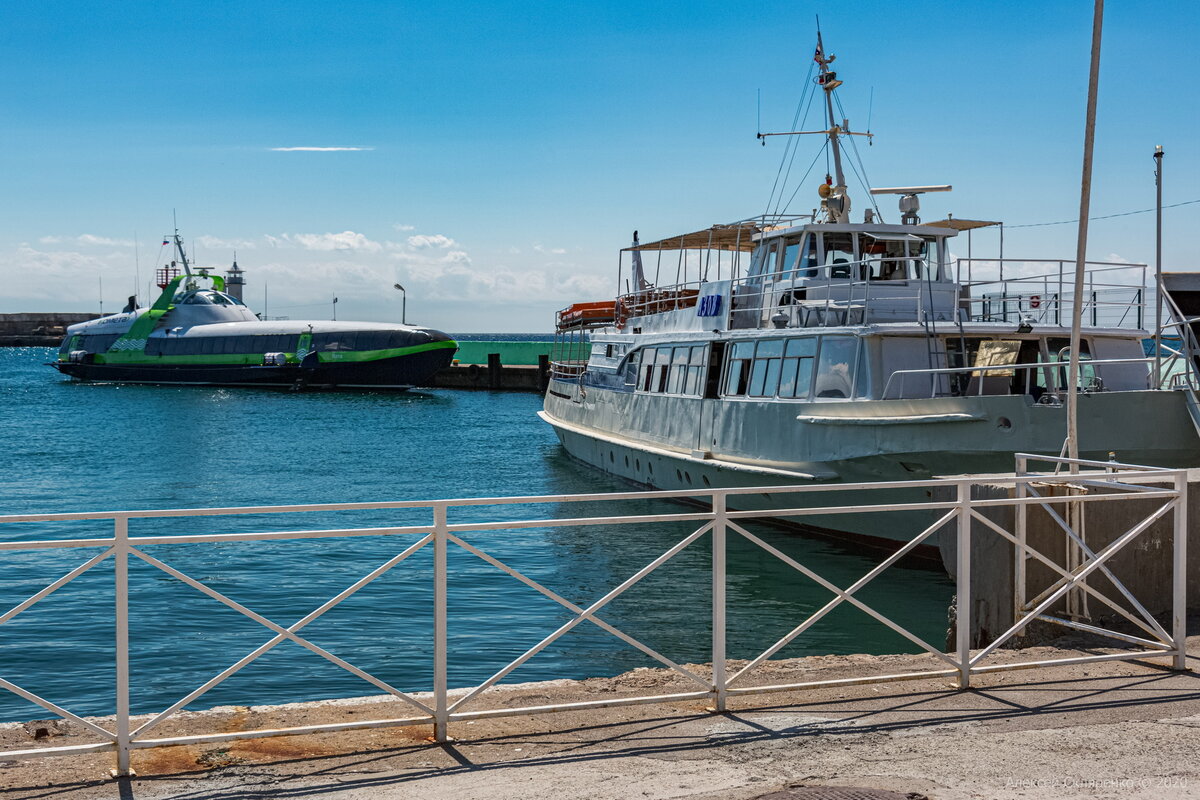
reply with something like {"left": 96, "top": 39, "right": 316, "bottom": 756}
{"left": 635, "top": 344, "right": 707, "bottom": 396}
{"left": 821, "top": 233, "right": 856, "bottom": 279}
{"left": 178, "top": 290, "right": 242, "bottom": 306}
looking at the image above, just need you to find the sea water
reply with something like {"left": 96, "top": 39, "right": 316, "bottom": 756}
{"left": 0, "top": 345, "right": 952, "bottom": 721}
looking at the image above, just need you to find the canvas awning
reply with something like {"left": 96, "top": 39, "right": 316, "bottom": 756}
{"left": 623, "top": 222, "right": 762, "bottom": 252}
{"left": 923, "top": 218, "right": 1002, "bottom": 231}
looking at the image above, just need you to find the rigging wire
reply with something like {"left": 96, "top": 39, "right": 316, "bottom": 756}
{"left": 1006, "top": 199, "right": 1199, "bottom": 228}
{"left": 763, "top": 61, "right": 816, "bottom": 217}
{"left": 770, "top": 80, "right": 820, "bottom": 217}
{"left": 833, "top": 92, "right": 881, "bottom": 218}
{"left": 779, "top": 140, "right": 829, "bottom": 214}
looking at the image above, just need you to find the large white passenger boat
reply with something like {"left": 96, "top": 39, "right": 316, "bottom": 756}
{"left": 539, "top": 35, "right": 1200, "bottom": 546}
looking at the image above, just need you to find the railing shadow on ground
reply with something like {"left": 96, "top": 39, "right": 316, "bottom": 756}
{"left": 8, "top": 648, "right": 1200, "bottom": 800}
{"left": 0, "top": 454, "right": 1188, "bottom": 779}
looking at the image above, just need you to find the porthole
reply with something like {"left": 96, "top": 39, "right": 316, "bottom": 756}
{"left": 609, "top": 451, "right": 615, "bottom": 462}
{"left": 702, "top": 475, "right": 711, "bottom": 487}
{"left": 635, "top": 458, "right": 641, "bottom": 471}
{"left": 997, "top": 417, "right": 1013, "bottom": 430}
{"left": 625, "top": 455, "right": 630, "bottom": 467}
{"left": 676, "top": 469, "right": 683, "bottom": 482}
{"left": 684, "top": 471, "right": 692, "bottom": 485}
{"left": 648, "top": 462, "right": 653, "bottom": 475}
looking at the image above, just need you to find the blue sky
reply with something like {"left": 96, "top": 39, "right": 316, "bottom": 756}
{"left": 2, "top": 1, "right": 1196, "bottom": 331}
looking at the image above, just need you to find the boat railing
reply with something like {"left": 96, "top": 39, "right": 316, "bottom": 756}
{"left": 956, "top": 258, "right": 1149, "bottom": 330}
{"left": 619, "top": 257, "right": 947, "bottom": 331}
{"left": 880, "top": 357, "right": 1159, "bottom": 400}
{"left": 549, "top": 360, "right": 587, "bottom": 379}
{"left": 616, "top": 255, "right": 1151, "bottom": 333}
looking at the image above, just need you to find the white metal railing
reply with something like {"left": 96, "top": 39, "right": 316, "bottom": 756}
{"left": 957, "top": 257, "right": 1149, "bottom": 330}
{"left": 880, "top": 357, "right": 1157, "bottom": 400}
{"left": 0, "top": 454, "right": 1186, "bottom": 776}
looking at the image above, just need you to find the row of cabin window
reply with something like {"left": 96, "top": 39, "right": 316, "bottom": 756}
{"left": 629, "top": 336, "right": 869, "bottom": 400}
{"left": 146, "top": 334, "right": 302, "bottom": 356}
{"left": 635, "top": 345, "right": 709, "bottom": 396}
{"left": 141, "top": 331, "right": 411, "bottom": 356}
{"left": 65, "top": 333, "right": 123, "bottom": 353}
{"left": 724, "top": 336, "right": 869, "bottom": 399}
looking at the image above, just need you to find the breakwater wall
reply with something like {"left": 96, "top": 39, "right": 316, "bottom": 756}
{"left": 424, "top": 340, "right": 553, "bottom": 392}
{"left": 0, "top": 313, "right": 98, "bottom": 346}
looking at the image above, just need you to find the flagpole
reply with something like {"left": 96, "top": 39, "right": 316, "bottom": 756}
{"left": 1066, "top": 0, "right": 1104, "bottom": 474}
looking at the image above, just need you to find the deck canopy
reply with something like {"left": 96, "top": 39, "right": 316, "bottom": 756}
{"left": 623, "top": 222, "right": 762, "bottom": 253}
{"left": 923, "top": 218, "right": 1002, "bottom": 231}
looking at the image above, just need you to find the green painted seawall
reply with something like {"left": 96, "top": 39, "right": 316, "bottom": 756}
{"left": 452, "top": 341, "right": 553, "bottom": 366}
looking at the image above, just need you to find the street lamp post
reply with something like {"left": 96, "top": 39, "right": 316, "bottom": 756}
{"left": 394, "top": 283, "right": 406, "bottom": 324}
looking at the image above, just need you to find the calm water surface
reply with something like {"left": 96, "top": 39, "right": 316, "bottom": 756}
{"left": 0, "top": 345, "right": 952, "bottom": 721}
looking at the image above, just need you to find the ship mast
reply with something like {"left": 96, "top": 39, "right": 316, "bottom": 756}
{"left": 756, "top": 31, "right": 870, "bottom": 223}
{"left": 814, "top": 31, "right": 850, "bottom": 223}
{"left": 171, "top": 230, "right": 192, "bottom": 277}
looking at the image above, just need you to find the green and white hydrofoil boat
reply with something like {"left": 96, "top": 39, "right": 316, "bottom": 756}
{"left": 52, "top": 233, "right": 457, "bottom": 390}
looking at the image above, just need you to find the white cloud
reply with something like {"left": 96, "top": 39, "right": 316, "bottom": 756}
{"left": 406, "top": 234, "right": 457, "bottom": 249}
{"left": 77, "top": 234, "right": 135, "bottom": 247}
{"left": 392, "top": 223, "right": 416, "bottom": 231}
{"left": 533, "top": 243, "right": 567, "bottom": 255}
{"left": 194, "top": 235, "right": 259, "bottom": 251}
{"left": 264, "top": 231, "right": 383, "bottom": 253}
{"left": 270, "top": 146, "right": 374, "bottom": 152}
{"left": 37, "top": 234, "right": 134, "bottom": 247}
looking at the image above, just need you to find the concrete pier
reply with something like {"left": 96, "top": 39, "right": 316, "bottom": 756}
{"left": 2, "top": 632, "right": 1197, "bottom": 800}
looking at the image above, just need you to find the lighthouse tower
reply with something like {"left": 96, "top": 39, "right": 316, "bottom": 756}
{"left": 225, "top": 258, "right": 245, "bottom": 302}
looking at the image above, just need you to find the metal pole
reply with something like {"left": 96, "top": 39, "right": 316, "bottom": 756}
{"left": 956, "top": 481, "right": 971, "bottom": 687}
{"left": 433, "top": 504, "right": 448, "bottom": 742}
{"left": 114, "top": 516, "right": 131, "bottom": 777}
{"left": 1172, "top": 471, "right": 1188, "bottom": 670}
{"left": 710, "top": 492, "right": 727, "bottom": 713}
{"left": 1154, "top": 146, "right": 1165, "bottom": 386}
{"left": 1066, "top": 0, "right": 1104, "bottom": 472}
{"left": 1015, "top": 457, "right": 1028, "bottom": 637}
{"left": 394, "top": 283, "right": 407, "bottom": 325}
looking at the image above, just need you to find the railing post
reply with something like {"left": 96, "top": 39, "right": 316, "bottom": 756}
{"left": 956, "top": 481, "right": 971, "bottom": 688}
{"left": 1173, "top": 472, "right": 1188, "bottom": 671}
{"left": 113, "top": 515, "right": 131, "bottom": 777}
{"left": 1015, "top": 457, "right": 1028, "bottom": 637}
{"left": 710, "top": 492, "right": 727, "bottom": 713}
{"left": 433, "top": 504, "right": 449, "bottom": 741}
